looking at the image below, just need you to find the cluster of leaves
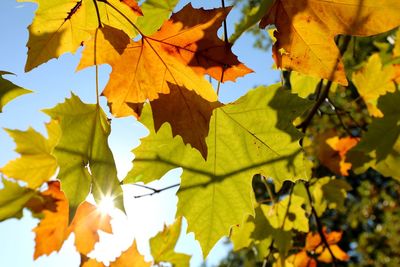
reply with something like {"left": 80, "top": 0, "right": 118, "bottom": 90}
{"left": 2, "top": 0, "right": 400, "bottom": 266}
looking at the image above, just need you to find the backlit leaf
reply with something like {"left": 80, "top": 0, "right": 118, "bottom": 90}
{"left": 0, "top": 177, "right": 36, "bottom": 221}
{"left": 125, "top": 84, "right": 312, "bottom": 255}
{"left": 261, "top": 0, "right": 400, "bottom": 85}
{"left": 33, "top": 181, "right": 113, "bottom": 258}
{"left": 150, "top": 217, "right": 191, "bottom": 267}
{"left": 353, "top": 54, "right": 396, "bottom": 117}
{"left": 263, "top": 195, "right": 309, "bottom": 232}
{"left": 20, "top": 0, "right": 141, "bottom": 71}
{"left": 1, "top": 120, "right": 59, "bottom": 188}
{"left": 0, "top": 71, "right": 31, "bottom": 112}
{"left": 135, "top": 0, "right": 179, "bottom": 36}
{"left": 78, "top": 4, "right": 252, "bottom": 117}
{"left": 43, "top": 94, "right": 124, "bottom": 220}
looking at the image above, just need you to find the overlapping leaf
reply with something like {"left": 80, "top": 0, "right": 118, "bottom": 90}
{"left": 33, "top": 181, "right": 113, "bottom": 259}
{"left": 1, "top": 120, "right": 59, "bottom": 188}
{"left": 78, "top": 4, "right": 251, "bottom": 117}
{"left": 81, "top": 239, "right": 150, "bottom": 267}
{"left": 350, "top": 89, "right": 400, "bottom": 180}
{"left": 316, "top": 132, "right": 359, "bottom": 176}
{"left": 353, "top": 54, "right": 396, "bottom": 117}
{"left": 150, "top": 217, "right": 191, "bottom": 267}
{"left": 125, "top": 84, "right": 311, "bottom": 255}
{"left": 135, "top": 0, "right": 179, "bottom": 35}
{"left": 261, "top": 0, "right": 400, "bottom": 85}
{"left": 0, "top": 71, "right": 31, "bottom": 112}
{"left": 264, "top": 195, "right": 309, "bottom": 232}
{"left": 43, "top": 94, "right": 124, "bottom": 220}
{"left": 287, "top": 229, "right": 349, "bottom": 266}
{"left": 0, "top": 177, "right": 37, "bottom": 221}
{"left": 20, "top": 0, "right": 142, "bottom": 71}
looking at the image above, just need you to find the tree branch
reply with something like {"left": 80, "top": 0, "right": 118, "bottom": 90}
{"left": 132, "top": 183, "right": 180, "bottom": 198}
{"left": 305, "top": 183, "right": 338, "bottom": 266}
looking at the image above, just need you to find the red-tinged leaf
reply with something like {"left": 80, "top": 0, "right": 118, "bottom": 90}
{"left": 78, "top": 4, "right": 252, "bottom": 117}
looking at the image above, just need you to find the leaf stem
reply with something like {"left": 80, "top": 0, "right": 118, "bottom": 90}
{"left": 92, "top": 0, "right": 102, "bottom": 105}
{"left": 97, "top": 0, "right": 145, "bottom": 37}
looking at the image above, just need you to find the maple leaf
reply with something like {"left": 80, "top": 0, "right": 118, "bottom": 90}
{"left": 353, "top": 54, "right": 396, "bottom": 117}
{"left": 316, "top": 132, "right": 359, "bottom": 176}
{"left": 80, "top": 239, "right": 150, "bottom": 267}
{"left": 263, "top": 195, "right": 309, "bottom": 232}
{"left": 260, "top": 0, "right": 400, "bottom": 85}
{"left": 78, "top": 4, "right": 252, "bottom": 117}
{"left": 124, "top": 84, "right": 312, "bottom": 255}
{"left": 349, "top": 89, "right": 400, "bottom": 180}
{"left": 0, "top": 177, "right": 37, "bottom": 221}
{"left": 0, "top": 71, "right": 31, "bottom": 112}
{"left": 230, "top": 205, "right": 273, "bottom": 256}
{"left": 1, "top": 120, "right": 59, "bottom": 188}
{"left": 287, "top": 229, "right": 349, "bottom": 267}
{"left": 309, "top": 177, "right": 351, "bottom": 216}
{"left": 135, "top": 0, "right": 179, "bottom": 36}
{"left": 20, "top": 0, "right": 141, "bottom": 71}
{"left": 33, "top": 181, "right": 113, "bottom": 258}
{"left": 43, "top": 94, "right": 124, "bottom": 220}
{"left": 150, "top": 86, "right": 223, "bottom": 158}
{"left": 150, "top": 217, "right": 191, "bottom": 267}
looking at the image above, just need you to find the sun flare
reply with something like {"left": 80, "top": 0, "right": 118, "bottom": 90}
{"left": 97, "top": 196, "right": 115, "bottom": 215}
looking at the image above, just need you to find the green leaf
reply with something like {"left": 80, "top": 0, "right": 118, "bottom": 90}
{"left": 136, "top": 0, "right": 179, "bottom": 35}
{"left": 230, "top": 205, "right": 273, "bottom": 259}
{"left": 310, "top": 177, "right": 351, "bottom": 216}
{"left": 1, "top": 121, "right": 59, "bottom": 189}
{"left": 355, "top": 89, "right": 400, "bottom": 161}
{"left": 43, "top": 94, "right": 124, "bottom": 220}
{"left": 352, "top": 54, "right": 396, "bottom": 117}
{"left": 290, "top": 71, "right": 320, "bottom": 98}
{"left": 0, "top": 71, "right": 31, "bottom": 112}
{"left": 263, "top": 195, "right": 309, "bottom": 232}
{"left": 0, "top": 178, "right": 36, "bottom": 221}
{"left": 125, "top": 84, "right": 311, "bottom": 255}
{"left": 229, "top": 0, "right": 274, "bottom": 44}
{"left": 150, "top": 217, "right": 191, "bottom": 267}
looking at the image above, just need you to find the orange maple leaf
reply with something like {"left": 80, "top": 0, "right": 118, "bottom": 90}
{"left": 78, "top": 4, "right": 252, "bottom": 117}
{"left": 260, "top": 0, "right": 400, "bottom": 85}
{"left": 80, "top": 240, "right": 150, "bottom": 267}
{"left": 33, "top": 181, "right": 112, "bottom": 259}
{"left": 288, "top": 229, "right": 349, "bottom": 267}
{"left": 316, "top": 133, "right": 359, "bottom": 176}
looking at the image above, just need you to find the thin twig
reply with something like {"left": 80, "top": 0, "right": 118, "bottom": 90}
{"left": 305, "top": 183, "right": 338, "bottom": 266}
{"left": 296, "top": 35, "right": 352, "bottom": 133}
{"left": 132, "top": 183, "right": 180, "bottom": 198}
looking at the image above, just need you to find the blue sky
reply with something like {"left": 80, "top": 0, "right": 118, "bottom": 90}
{"left": 0, "top": 0, "right": 279, "bottom": 266}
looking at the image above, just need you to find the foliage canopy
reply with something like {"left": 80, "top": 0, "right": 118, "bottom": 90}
{"left": 1, "top": 0, "right": 400, "bottom": 266}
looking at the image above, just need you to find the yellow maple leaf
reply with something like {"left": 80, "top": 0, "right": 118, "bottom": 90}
{"left": 353, "top": 54, "right": 396, "bottom": 117}
{"left": 260, "top": 0, "right": 400, "bottom": 85}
